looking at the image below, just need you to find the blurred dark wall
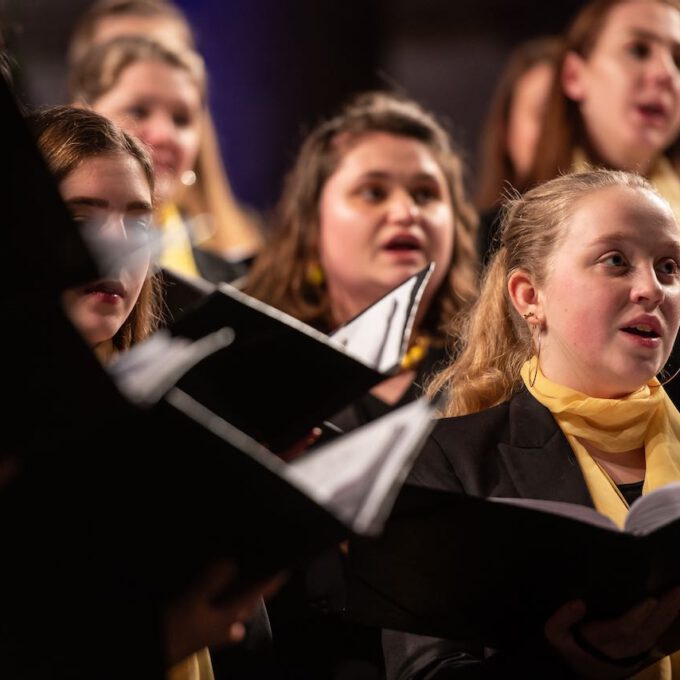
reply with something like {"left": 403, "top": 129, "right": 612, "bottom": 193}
{"left": 2, "top": 0, "right": 585, "bottom": 214}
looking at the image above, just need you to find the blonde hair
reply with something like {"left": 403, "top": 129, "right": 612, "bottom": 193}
{"left": 69, "top": 34, "right": 206, "bottom": 106}
{"left": 429, "top": 169, "right": 654, "bottom": 416}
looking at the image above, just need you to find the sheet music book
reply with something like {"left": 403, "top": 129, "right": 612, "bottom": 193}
{"left": 347, "top": 483, "right": 680, "bottom": 649}
{"left": 111, "top": 265, "right": 434, "bottom": 452}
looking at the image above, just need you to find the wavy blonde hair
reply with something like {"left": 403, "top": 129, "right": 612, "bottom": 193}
{"left": 429, "top": 169, "right": 655, "bottom": 416}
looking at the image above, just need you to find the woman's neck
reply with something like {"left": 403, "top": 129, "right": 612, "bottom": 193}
{"left": 583, "top": 135, "right": 657, "bottom": 176}
{"left": 577, "top": 437, "right": 646, "bottom": 484}
{"left": 93, "top": 339, "right": 115, "bottom": 365}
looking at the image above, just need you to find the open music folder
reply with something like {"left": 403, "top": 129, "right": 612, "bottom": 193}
{"left": 111, "top": 264, "right": 434, "bottom": 452}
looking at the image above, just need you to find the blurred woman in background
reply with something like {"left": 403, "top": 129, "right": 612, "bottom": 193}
{"left": 69, "top": 0, "right": 263, "bottom": 260}
{"left": 529, "top": 0, "right": 680, "bottom": 216}
{"left": 475, "top": 35, "right": 562, "bottom": 262}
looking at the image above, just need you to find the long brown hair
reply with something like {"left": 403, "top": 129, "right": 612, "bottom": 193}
{"left": 476, "top": 36, "right": 563, "bottom": 211}
{"left": 29, "top": 105, "right": 162, "bottom": 350}
{"left": 429, "top": 169, "right": 654, "bottom": 417}
{"left": 245, "top": 91, "right": 479, "bottom": 341}
{"left": 528, "top": 0, "right": 680, "bottom": 187}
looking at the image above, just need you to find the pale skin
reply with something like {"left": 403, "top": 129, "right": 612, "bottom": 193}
{"left": 508, "top": 184, "right": 680, "bottom": 675}
{"left": 318, "top": 132, "right": 456, "bottom": 405}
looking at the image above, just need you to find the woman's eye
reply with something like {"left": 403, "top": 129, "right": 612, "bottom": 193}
{"left": 601, "top": 253, "right": 628, "bottom": 269}
{"left": 359, "top": 185, "right": 386, "bottom": 202}
{"left": 628, "top": 41, "right": 650, "bottom": 59}
{"left": 173, "top": 112, "right": 191, "bottom": 128}
{"left": 657, "top": 259, "right": 680, "bottom": 276}
{"left": 127, "top": 105, "right": 148, "bottom": 120}
{"left": 71, "top": 213, "right": 105, "bottom": 231}
{"left": 125, "top": 215, "right": 152, "bottom": 233}
{"left": 412, "top": 187, "right": 439, "bottom": 204}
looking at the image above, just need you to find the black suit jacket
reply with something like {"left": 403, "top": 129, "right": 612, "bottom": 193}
{"left": 383, "top": 388, "right": 595, "bottom": 680}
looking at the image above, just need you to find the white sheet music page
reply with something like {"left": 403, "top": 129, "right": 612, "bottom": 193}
{"left": 283, "top": 398, "right": 434, "bottom": 535}
{"left": 329, "top": 264, "right": 434, "bottom": 373}
{"left": 109, "top": 328, "right": 235, "bottom": 405}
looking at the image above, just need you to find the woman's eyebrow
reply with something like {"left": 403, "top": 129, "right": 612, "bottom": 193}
{"left": 65, "top": 197, "right": 152, "bottom": 212}
{"left": 65, "top": 196, "right": 109, "bottom": 209}
{"left": 629, "top": 27, "right": 680, "bottom": 50}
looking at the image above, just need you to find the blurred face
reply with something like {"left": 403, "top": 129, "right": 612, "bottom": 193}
{"left": 564, "top": 0, "right": 680, "bottom": 173}
{"left": 318, "top": 132, "right": 455, "bottom": 325}
{"left": 91, "top": 59, "right": 202, "bottom": 204}
{"left": 536, "top": 185, "right": 680, "bottom": 397}
{"left": 89, "top": 15, "right": 192, "bottom": 49}
{"left": 507, "top": 62, "right": 554, "bottom": 180}
{"left": 60, "top": 152, "right": 153, "bottom": 349}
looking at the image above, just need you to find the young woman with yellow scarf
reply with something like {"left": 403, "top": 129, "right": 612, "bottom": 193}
{"left": 385, "top": 170, "right": 680, "bottom": 679}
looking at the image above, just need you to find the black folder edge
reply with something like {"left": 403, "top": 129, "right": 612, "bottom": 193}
{"left": 345, "top": 485, "right": 668, "bottom": 648}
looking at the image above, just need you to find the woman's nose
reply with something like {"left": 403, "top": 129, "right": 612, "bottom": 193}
{"left": 139, "top": 112, "right": 176, "bottom": 146}
{"left": 647, "top": 48, "right": 678, "bottom": 87}
{"left": 631, "top": 266, "right": 665, "bottom": 307}
{"left": 100, "top": 213, "right": 129, "bottom": 240}
{"left": 388, "top": 191, "right": 419, "bottom": 224}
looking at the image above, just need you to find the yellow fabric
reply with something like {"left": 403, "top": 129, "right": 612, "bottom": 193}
{"left": 157, "top": 203, "right": 201, "bottom": 277}
{"left": 572, "top": 149, "right": 680, "bottom": 224}
{"left": 167, "top": 648, "right": 214, "bottom": 680}
{"left": 521, "top": 357, "right": 680, "bottom": 678}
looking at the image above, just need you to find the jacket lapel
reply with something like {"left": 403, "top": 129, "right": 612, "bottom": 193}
{"left": 498, "top": 390, "right": 594, "bottom": 507}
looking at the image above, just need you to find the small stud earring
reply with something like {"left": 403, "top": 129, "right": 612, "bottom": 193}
{"left": 523, "top": 311, "right": 535, "bottom": 320}
{"left": 181, "top": 170, "right": 197, "bottom": 186}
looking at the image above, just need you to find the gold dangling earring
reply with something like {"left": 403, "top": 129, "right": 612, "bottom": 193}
{"left": 529, "top": 325, "right": 541, "bottom": 387}
{"left": 659, "top": 363, "right": 680, "bottom": 387}
{"left": 306, "top": 261, "right": 325, "bottom": 287}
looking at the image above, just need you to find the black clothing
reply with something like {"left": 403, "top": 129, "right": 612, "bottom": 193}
{"left": 247, "top": 347, "right": 447, "bottom": 680}
{"left": 161, "top": 249, "right": 253, "bottom": 324}
{"left": 382, "top": 388, "right": 596, "bottom": 679}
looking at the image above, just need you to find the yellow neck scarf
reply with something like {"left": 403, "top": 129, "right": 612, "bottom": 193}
{"left": 157, "top": 203, "right": 201, "bottom": 278}
{"left": 521, "top": 357, "right": 680, "bottom": 679}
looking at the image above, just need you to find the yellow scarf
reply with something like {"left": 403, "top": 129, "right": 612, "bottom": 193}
{"left": 521, "top": 357, "right": 680, "bottom": 679}
{"left": 167, "top": 648, "right": 214, "bottom": 680}
{"left": 157, "top": 203, "right": 201, "bottom": 278}
{"left": 572, "top": 150, "right": 680, "bottom": 225}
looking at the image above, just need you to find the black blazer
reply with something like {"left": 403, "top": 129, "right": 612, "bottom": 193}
{"left": 383, "top": 388, "right": 596, "bottom": 680}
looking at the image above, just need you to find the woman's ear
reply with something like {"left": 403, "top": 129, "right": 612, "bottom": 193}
{"left": 562, "top": 51, "right": 587, "bottom": 102}
{"left": 508, "top": 269, "right": 542, "bottom": 320}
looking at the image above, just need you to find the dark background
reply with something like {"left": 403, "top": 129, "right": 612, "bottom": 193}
{"left": 1, "top": 0, "right": 585, "bottom": 215}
